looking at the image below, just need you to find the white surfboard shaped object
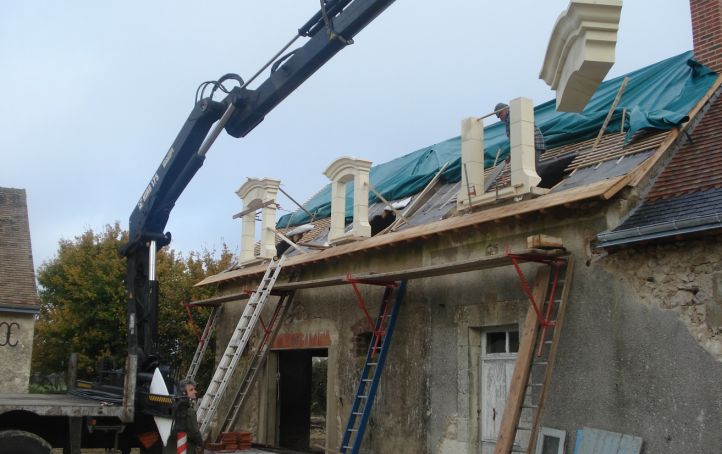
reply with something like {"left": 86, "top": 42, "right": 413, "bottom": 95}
{"left": 149, "top": 367, "right": 173, "bottom": 447}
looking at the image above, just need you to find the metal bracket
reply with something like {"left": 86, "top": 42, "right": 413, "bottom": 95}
{"left": 506, "top": 248, "right": 568, "bottom": 356}
{"left": 344, "top": 276, "right": 398, "bottom": 356}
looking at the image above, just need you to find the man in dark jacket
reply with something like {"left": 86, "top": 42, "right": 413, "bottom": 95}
{"left": 494, "top": 102, "right": 546, "bottom": 160}
{"left": 173, "top": 379, "right": 204, "bottom": 453}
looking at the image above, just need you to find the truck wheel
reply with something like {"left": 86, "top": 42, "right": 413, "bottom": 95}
{"left": 0, "top": 430, "right": 52, "bottom": 454}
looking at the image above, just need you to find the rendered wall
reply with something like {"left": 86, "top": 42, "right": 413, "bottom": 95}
{"left": 0, "top": 313, "right": 35, "bottom": 393}
{"left": 215, "top": 210, "right": 722, "bottom": 453}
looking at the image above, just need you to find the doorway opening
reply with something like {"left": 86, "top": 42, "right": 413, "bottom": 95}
{"left": 479, "top": 326, "right": 522, "bottom": 454}
{"left": 277, "top": 348, "right": 328, "bottom": 453}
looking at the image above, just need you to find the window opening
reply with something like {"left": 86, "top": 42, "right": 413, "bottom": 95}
{"left": 485, "top": 329, "right": 519, "bottom": 354}
{"left": 535, "top": 427, "right": 566, "bottom": 454}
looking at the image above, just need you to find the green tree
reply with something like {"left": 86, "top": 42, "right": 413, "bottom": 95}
{"left": 33, "top": 223, "right": 233, "bottom": 388}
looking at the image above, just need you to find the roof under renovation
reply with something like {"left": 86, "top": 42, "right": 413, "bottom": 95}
{"left": 198, "top": 51, "right": 720, "bottom": 287}
{"left": 597, "top": 80, "right": 722, "bottom": 247}
{"left": 278, "top": 51, "right": 717, "bottom": 228}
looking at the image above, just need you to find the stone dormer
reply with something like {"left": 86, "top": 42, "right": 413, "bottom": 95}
{"left": 539, "top": 0, "right": 623, "bottom": 112}
{"left": 236, "top": 178, "right": 280, "bottom": 260}
{"left": 457, "top": 97, "right": 542, "bottom": 210}
{"left": 323, "top": 157, "right": 373, "bottom": 244}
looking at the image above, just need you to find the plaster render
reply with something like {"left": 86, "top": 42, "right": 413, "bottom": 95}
{"left": 539, "top": 0, "right": 622, "bottom": 112}
{"left": 0, "top": 313, "right": 35, "bottom": 393}
{"left": 236, "top": 178, "right": 281, "bottom": 260}
{"left": 213, "top": 205, "right": 722, "bottom": 453}
{"left": 602, "top": 238, "right": 722, "bottom": 360}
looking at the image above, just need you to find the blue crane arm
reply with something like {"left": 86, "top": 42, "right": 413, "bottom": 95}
{"left": 123, "top": 0, "right": 396, "bottom": 365}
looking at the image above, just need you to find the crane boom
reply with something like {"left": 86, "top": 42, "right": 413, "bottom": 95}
{"left": 122, "top": 0, "right": 396, "bottom": 372}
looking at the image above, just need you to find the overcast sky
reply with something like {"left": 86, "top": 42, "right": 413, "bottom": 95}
{"left": 1, "top": 1, "right": 693, "bottom": 270}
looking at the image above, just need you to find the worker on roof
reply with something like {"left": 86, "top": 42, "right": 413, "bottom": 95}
{"left": 494, "top": 102, "right": 546, "bottom": 163}
{"left": 370, "top": 206, "right": 396, "bottom": 236}
{"left": 275, "top": 232, "right": 304, "bottom": 258}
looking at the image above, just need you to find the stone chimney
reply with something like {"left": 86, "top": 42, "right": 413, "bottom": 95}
{"left": 691, "top": 0, "right": 722, "bottom": 72}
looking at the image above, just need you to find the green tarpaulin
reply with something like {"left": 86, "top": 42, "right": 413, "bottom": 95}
{"left": 278, "top": 51, "right": 717, "bottom": 227}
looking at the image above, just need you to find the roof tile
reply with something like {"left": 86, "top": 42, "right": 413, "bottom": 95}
{"left": 647, "top": 92, "right": 722, "bottom": 200}
{"left": 0, "top": 188, "right": 38, "bottom": 308}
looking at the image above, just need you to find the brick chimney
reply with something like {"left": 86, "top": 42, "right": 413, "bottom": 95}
{"left": 691, "top": 0, "right": 722, "bottom": 72}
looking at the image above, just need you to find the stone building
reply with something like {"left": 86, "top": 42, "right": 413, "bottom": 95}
{"left": 193, "top": 1, "right": 722, "bottom": 453}
{"left": 0, "top": 188, "right": 39, "bottom": 393}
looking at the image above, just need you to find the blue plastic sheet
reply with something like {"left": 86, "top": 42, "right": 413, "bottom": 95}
{"left": 278, "top": 51, "right": 717, "bottom": 227}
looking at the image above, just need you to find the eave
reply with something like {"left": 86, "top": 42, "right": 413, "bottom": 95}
{"left": 197, "top": 176, "right": 627, "bottom": 287}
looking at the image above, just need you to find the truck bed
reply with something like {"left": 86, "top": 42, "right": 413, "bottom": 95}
{"left": 0, "top": 393, "right": 126, "bottom": 418}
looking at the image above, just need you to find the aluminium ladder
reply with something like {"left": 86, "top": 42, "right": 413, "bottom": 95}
{"left": 494, "top": 254, "right": 574, "bottom": 454}
{"left": 185, "top": 305, "right": 222, "bottom": 382}
{"left": 196, "top": 254, "right": 287, "bottom": 437}
{"left": 217, "top": 289, "right": 296, "bottom": 435}
{"left": 340, "top": 280, "right": 407, "bottom": 454}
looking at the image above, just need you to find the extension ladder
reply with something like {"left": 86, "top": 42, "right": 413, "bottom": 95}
{"left": 197, "top": 255, "right": 287, "bottom": 437}
{"left": 340, "top": 280, "right": 407, "bottom": 454}
{"left": 185, "top": 305, "right": 222, "bottom": 382}
{"left": 218, "top": 290, "right": 296, "bottom": 435}
{"left": 495, "top": 254, "right": 574, "bottom": 454}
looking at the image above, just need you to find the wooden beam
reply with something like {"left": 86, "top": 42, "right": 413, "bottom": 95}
{"left": 527, "top": 234, "right": 563, "bottom": 249}
{"left": 368, "top": 182, "right": 409, "bottom": 226}
{"left": 190, "top": 249, "right": 567, "bottom": 303}
{"left": 592, "top": 76, "right": 629, "bottom": 151}
{"left": 232, "top": 200, "right": 276, "bottom": 219}
{"left": 189, "top": 292, "right": 251, "bottom": 307}
{"left": 381, "top": 161, "right": 450, "bottom": 234}
{"left": 494, "top": 267, "right": 550, "bottom": 454}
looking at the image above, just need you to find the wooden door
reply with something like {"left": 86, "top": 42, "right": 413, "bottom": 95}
{"left": 479, "top": 328, "right": 519, "bottom": 454}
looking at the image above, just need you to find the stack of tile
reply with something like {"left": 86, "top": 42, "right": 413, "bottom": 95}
{"left": 237, "top": 431, "right": 253, "bottom": 450}
{"left": 205, "top": 432, "right": 253, "bottom": 451}
{"left": 220, "top": 432, "right": 238, "bottom": 451}
{"left": 205, "top": 442, "right": 224, "bottom": 451}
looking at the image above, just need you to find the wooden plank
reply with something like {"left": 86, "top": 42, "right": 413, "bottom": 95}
{"left": 190, "top": 249, "right": 567, "bottom": 305}
{"left": 197, "top": 176, "right": 618, "bottom": 287}
{"left": 592, "top": 76, "right": 629, "bottom": 151}
{"left": 527, "top": 256, "right": 575, "bottom": 453}
{"left": 382, "top": 161, "right": 450, "bottom": 234}
{"left": 188, "top": 292, "right": 251, "bottom": 307}
{"left": 601, "top": 173, "right": 631, "bottom": 200}
{"left": 494, "top": 267, "right": 550, "bottom": 454}
{"left": 526, "top": 234, "right": 563, "bottom": 249}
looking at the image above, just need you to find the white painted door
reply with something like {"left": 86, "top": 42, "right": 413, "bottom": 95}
{"left": 479, "top": 328, "right": 519, "bottom": 454}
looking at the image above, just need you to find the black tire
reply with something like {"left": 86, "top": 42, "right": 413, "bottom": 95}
{"left": 0, "top": 430, "right": 52, "bottom": 454}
